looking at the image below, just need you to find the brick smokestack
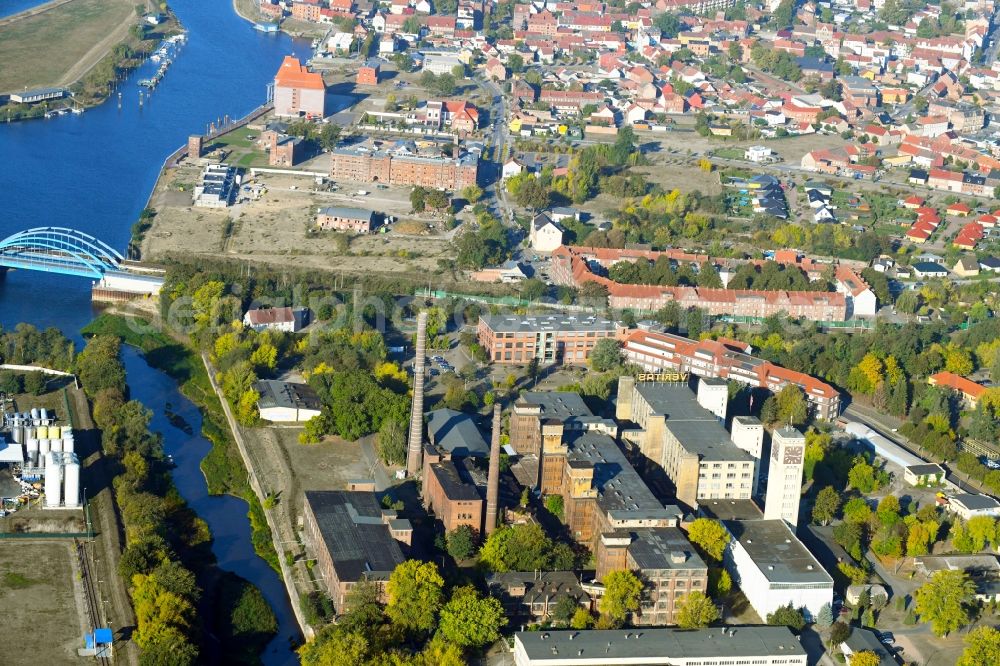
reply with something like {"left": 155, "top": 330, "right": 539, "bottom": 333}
{"left": 406, "top": 311, "right": 429, "bottom": 476}
{"left": 484, "top": 402, "right": 502, "bottom": 536}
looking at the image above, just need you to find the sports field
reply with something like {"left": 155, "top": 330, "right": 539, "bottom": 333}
{"left": 0, "top": 0, "right": 137, "bottom": 93}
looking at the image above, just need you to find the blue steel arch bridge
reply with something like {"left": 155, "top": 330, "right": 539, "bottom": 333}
{"left": 0, "top": 227, "right": 163, "bottom": 293}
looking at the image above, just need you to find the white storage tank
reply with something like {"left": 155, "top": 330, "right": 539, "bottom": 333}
{"left": 11, "top": 425, "right": 21, "bottom": 444}
{"left": 63, "top": 458, "right": 81, "bottom": 509}
{"left": 30, "top": 408, "right": 40, "bottom": 426}
{"left": 51, "top": 438, "right": 63, "bottom": 453}
{"left": 40, "top": 409, "right": 49, "bottom": 424}
{"left": 44, "top": 453, "right": 61, "bottom": 508}
{"left": 39, "top": 439, "right": 50, "bottom": 456}
{"left": 62, "top": 438, "right": 74, "bottom": 454}
{"left": 62, "top": 426, "right": 73, "bottom": 439}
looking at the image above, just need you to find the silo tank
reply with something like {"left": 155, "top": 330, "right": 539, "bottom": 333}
{"left": 63, "top": 461, "right": 81, "bottom": 509}
{"left": 62, "top": 438, "right": 74, "bottom": 454}
{"left": 51, "top": 438, "right": 63, "bottom": 453}
{"left": 11, "top": 426, "right": 21, "bottom": 444}
{"left": 40, "top": 409, "right": 49, "bottom": 423}
{"left": 26, "top": 438, "right": 38, "bottom": 454}
{"left": 44, "top": 454, "right": 61, "bottom": 508}
{"left": 39, "top": 439, "right": 50, "bottom": 456}
{"left": 62, "top": 426, "right": 73, "bottom": 439}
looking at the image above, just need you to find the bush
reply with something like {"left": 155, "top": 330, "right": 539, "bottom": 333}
{"left": 213, "top": 573, "right": 278, "bottom": 663}
{"left": 24, "top": 372, "right": 46, "bottom": 396}
{"left": 301, "top": 591, "right": 336, "bottom": 626}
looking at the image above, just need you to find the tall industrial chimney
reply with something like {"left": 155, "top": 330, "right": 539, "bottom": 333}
{"left": 406, "top": 311, "right": 429, "bottom": 476}
{"left": 484, "top": 402, "right": 502, "bottom": 536}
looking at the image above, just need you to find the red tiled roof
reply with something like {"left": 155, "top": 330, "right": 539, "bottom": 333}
{"left": 928, "top": 372, "right": 986, "bottom": 399}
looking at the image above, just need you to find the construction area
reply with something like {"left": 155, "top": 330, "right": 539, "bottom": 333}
{"left": 141, "top": 143, "right": 460, "bottom": 277}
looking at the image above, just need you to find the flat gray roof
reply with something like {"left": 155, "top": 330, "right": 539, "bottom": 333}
{"left": 480, "top": 313, "right": 620, "bottom": 334}
{"left": 318, "top": 206, "right": 374, "bottom": 220}
{"left": 952, "top": 493, "right": 1000, "bottom": 510}
{"left": 514, "top": 626, "right": 806, "bottom": 663}
{"left": 724, "top": 520, "right": 833, "bottom": 585}
{"left": 627, "top": 527, "right": 706, "bottom": 572}
{"left": 569, "top": 432, "right": 674, "bottom": 521}
{"left": 634, "top": 384, "right": 751, "bottom": 462}
{"left": 516, "top": 391, "right": 594, "bottom": 419}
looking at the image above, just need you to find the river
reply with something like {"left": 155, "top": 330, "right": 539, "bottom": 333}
{"left": 0, "top": 1, "right": 311, "bottom": 664}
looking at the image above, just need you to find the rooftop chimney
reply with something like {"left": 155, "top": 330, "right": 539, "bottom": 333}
{"left": 485, "top": 402, "right": 502, "bottom": 536}
{"left": 406, "top": 311, "right": 428, "bottom": 476}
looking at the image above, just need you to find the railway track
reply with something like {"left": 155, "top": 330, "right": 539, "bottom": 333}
{"left": 76, "top": 539, "right": 112, "bottom": 666}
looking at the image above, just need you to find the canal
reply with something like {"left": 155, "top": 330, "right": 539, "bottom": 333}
{"left": 0, "top": 1, "right": 311, "bottom": 664}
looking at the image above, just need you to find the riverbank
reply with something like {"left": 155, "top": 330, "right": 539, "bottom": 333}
{"left": 0, "top": 0, "right": 184, "bottom": 121}
{"left": 80, "top": 313, "right": 280, "bottom": 572}
{"left": 231, "top": 0, "right": 326, "bottom": 39}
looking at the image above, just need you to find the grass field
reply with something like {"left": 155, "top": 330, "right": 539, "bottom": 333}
{"left": 0, "top": 0, "right": 135, "bottom": 92}
{"left": 0, "top": 541, "right": 85, "bottom": 665}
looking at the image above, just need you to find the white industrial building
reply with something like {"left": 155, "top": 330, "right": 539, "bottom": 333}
{"left": 844, "top": 421, "right": 923, "bottom": 469}
{"left": 256, "top": 380, "right": 322, "bottom": 423}
{"left": 947, "top": 493, "right": 1000, "bottom": 520}
{"left": 723, "top": 519, "right": 833, "bottom": 622}
{"left": 512, "top": 626, "right": 807, "bottom": 666}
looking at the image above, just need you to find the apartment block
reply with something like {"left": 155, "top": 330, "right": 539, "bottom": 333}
{"left": 622, "top": 328, "right": 841, "bottom": 421}
{"left": 329, "top": 142, "right": 478, "bottom": 190}
{"left": 477, "top": 313, "right": 626, "bottom": 366}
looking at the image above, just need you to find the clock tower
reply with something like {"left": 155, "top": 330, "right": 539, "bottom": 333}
{"left": 764, "top": 427, "right": 806, "bottom": 528}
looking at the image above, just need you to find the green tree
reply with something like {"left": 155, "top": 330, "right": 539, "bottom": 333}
{"left": 24, "top": 372, "right": 46, "bottom": 395}
{"left": 599, "top": 570, "right": 643, "bottom": 626}
{"left": 812, "top": 486, "right": 841, "bottom": 525}
{"left": 589, "top": 338, "right": 622, "bottom": 372}
{"left": 816, "top": 602, "right": 834, "bottom": 628}
{"left": 376, "top": 418, "right": 406, "bottom": 466}
{"left": 0, "top": 371, "right": 23, "bottom": 394}
{"left": 914, "top": 569, "right": 976, "bottom": 636}
{"left": 299, "top": 626, "right": 369, "bottom": 666}
{"left": 478, "top": 523, "right": 561, "bottom": 572}
{"left": 552, "top": 595, "right": 579, "bottom": 627}
{"left": 697, "top": 261, "right": 723, "bottom": 288}
{"left": 445, "top": 525, "right": 477, "bottom": 560}
{"left": 462, "top": 184, "right": 484, "bottom": 203}
{"left": 544, "top": 494, "right": 565, "bottom": 520}
{"left": 438, "top": 585, "right": 507, "bottom": 648}
{"left": 410, "top": 186, "right": 427, "bottom": 212}
{"left": 570, "top": 607, "right": 594, "bottom": 629}
{"left": 830, "top": 621, "right": 852, "bottom": 645}
{"left": 775, "top": 385, "right": 808, "bottom": 426}
{"left": 767, "top": 603, "right": 806, "bottom": 631}
{"left": 958, "top": 626, "right": 1000, "bottom": 666}
{"left": 676, "top": 590, "right": 719, "bottom": 628}
{"left": 385, "top": 560, "right": 444, "bottom": 634}
{"left": 687, "top": 518, "right": 730, "bottom": 561}
{"left": 319, "top": 123, "right": 341, "bottom": 150}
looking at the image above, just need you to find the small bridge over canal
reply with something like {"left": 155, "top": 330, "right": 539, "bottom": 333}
{"left": 0, "top": 227, "right": 163, "bottom": 295}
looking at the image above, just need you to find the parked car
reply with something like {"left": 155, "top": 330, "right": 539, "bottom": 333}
{"left": 879, "top": 632, "right": 895, "bottom": 645}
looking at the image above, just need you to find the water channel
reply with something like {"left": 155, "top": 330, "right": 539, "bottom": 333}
{"left": 0, "top": 1, "right": 312, "bottom": 663}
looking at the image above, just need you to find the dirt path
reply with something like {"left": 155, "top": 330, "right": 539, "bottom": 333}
{"left": 57, "top": 0, "right": 151, "bottom": 87}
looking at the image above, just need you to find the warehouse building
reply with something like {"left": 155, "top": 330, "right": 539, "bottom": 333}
{"left": 512, "top": 626, "right": 807, "bottom": 666}
{"left": 256, "top": 380, "right": 322, "bottom": 422}
{"left": 616, "top": 376, "right": 755, "bottom": 509}
{"left": 722, "top": 519, "right": 833, "bottom": 622}
{"left": 302, "top": 491, "right": 412, "bottom": 611}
